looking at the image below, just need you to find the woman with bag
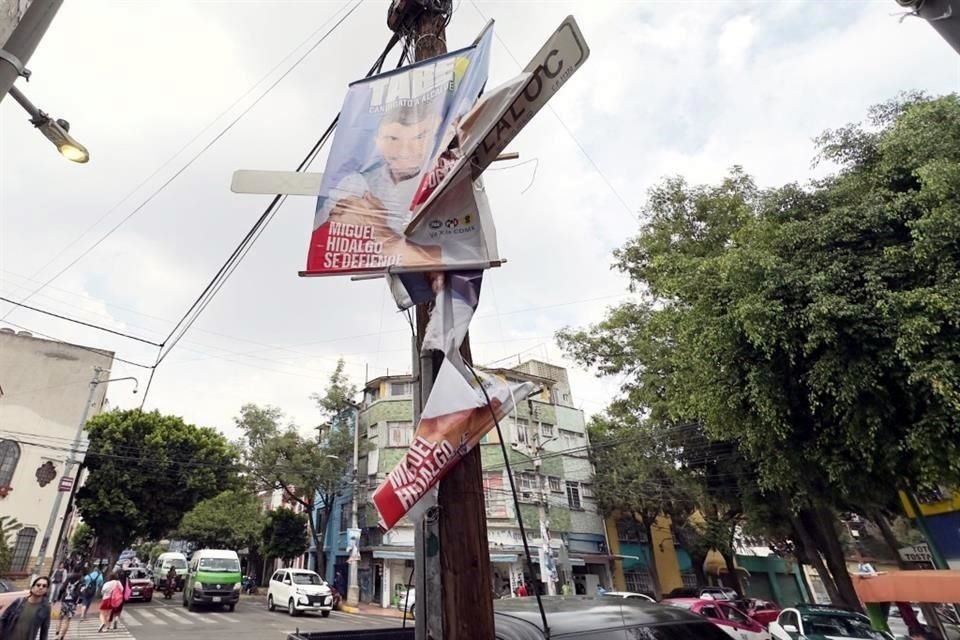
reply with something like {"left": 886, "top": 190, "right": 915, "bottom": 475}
{"left": 108, "top": 572, "right": 131, "bottom": 630}
{"left": 97, "top": 573, "right": 121, "bottom": 633}
{"left": 0, "top": 576, "right": 52, "bottom": 640}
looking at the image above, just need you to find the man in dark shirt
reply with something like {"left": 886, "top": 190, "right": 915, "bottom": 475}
{"left": 0, "top": 576, "right": 51, "bottom": 640}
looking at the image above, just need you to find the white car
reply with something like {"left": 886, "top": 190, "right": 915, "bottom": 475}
{"left": 602, "top": 591, "right": 656, "bottom": 603}
{"left": 267, "top": 568, "right": 334, "bottom": 617}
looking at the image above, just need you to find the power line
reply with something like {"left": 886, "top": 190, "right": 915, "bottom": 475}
{"left": 0, "top": 320, "right": 155, "bottom": 369}
{"left": 0, "top": 295, "right": 162, "bottom": 347}
{"left": 0, "top": 0, "right": 366, "bottom": 324}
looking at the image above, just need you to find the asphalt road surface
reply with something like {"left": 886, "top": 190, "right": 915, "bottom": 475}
{"left": 62, "top": 597, "right": 409, "bottom": 640}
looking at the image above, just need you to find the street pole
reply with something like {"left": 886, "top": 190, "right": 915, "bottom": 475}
{"left": 346, "top": 405, "right": 361, "bottom": 607}
{"left": 388, "top": 2, "right": 496, "bottom": 638}
{"left": 534, "top": 439, "right": 556, "bottom": 596}
{"left": 894, "top": 0, "right": 960, "bottom": 55}
{"left": 0, "top": 0, "right": 63, "bottom": 103}
{"left": 31, "top": 366, "right": 102, "bottom": 577}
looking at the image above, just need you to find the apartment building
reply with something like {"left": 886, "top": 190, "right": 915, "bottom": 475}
{"left": 346, "top": 360, "right": 613, "bottom": 608}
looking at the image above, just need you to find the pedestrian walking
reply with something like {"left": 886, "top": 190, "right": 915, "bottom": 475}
{"left": 54, "top": 574, "right": 83, "bottom": 640}
{"left": 0, "top": 576, "right": 52, "bottom": 640}
{"left": 79, "top": 567, "right": 103, "bottom": 621}
{"left": 97, "top": 572, "right": 122, "bottom": 633}
{"left": 50, "top": 565, "right": 66, "bottom": 603}
{"left": 515, "top": 582, "right": 528, "bottom": 598}
{"left": 108, "top": 572, "right": 131, "bottom": 630}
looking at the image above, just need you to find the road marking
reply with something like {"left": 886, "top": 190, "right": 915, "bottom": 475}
{"left": 180, "top": 610, "right": 216, "bottom": 624}
{"left": 209, "top": 613, "right": 241, "bottom": 623}
{"left": 134, "top": 609, "right": 167, "bottom": 625}
{"left": 152, "top": 608, "right": 193, "bottom": 624}
{"left": 121, "top": 613, "right": 143, "bottom": 626}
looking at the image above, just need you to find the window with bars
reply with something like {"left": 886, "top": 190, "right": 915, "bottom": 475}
{"left": 624, "top": 570, "right": 655, "bottom": 594}
{"left": 387, "top": 422, "right": 413, "bottom": 447}
{"left": 0, "top": 439, "right": 20, "bottom": 486}
{"left": 340, "top": 505, "right": 352, "bottom": 532}
{"left": 548, "top": 477, "right": 562, "bottom": 493}
{"left": 11, "top": 527, "right": 36, "bottom": 572}
{"left": 566, "top": 481, "right": 581, "bottom": 509}
{"left": 541, "top": 423, "right": 554, "bottom": 438}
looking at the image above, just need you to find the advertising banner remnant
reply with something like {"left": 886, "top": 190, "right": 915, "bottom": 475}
{"left": 373, "top": 355, "right": 536, "bottom": 530}
{"left": 405, "top": 15, "right": 591, "bottom": 234}
{"left": 303, "top": 27, "right": 496, "bottom": 277}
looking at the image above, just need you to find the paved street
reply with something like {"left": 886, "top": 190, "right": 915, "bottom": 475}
{"left": 61, "top": 597, "right": 409, "bottom": 640}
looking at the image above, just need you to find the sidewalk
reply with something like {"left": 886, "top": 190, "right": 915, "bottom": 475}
{"left": 341, "top": 602, "right": 407, "bottom": 619}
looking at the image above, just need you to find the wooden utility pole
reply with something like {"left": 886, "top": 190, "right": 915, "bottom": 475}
{"left": 389, "top": 1, "right": 496, "bottom": 638}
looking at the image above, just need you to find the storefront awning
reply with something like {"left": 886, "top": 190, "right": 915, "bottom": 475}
{"left": 372, "top": 549, "right": 519, "bottom": 564}
{"left": 574, "top": 554, "right": 616, "bottom": 565}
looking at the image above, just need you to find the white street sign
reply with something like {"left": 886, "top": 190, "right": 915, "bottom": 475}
{"left": 230, "top": 169, "right": 325, "bottom": 196}
{"left": 405, "top": 15, "right": 590, "bottom": 234}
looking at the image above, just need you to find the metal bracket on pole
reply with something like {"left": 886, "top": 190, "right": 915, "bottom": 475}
{"left": 0, "top": 49, "right": 30, "bottom": 79}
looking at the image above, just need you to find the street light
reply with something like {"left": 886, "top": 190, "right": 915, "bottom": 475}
{"left": 8, "top": 85, "right": 89, "bottom": 163}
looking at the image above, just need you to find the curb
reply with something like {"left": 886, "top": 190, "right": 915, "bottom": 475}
{"left": 339, "top": 605, "right": 360, "bottom": 614}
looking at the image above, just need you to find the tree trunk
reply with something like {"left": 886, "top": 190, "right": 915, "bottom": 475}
{"left": 641, "top": 516, "right": 663, "bottom": 600}
{"left": 805, "top": 507, "right": 862, "bottom": 612}
{"left": 722, "top": 519, "right": 744, "bottom": 596}
{"left": 790, "top": 512, "right": 842, "bottom": 604}
{"left": 869, "top": 510, "right": 909, "bottom": 569}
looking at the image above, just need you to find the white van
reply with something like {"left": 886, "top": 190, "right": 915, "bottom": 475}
{"left": 152, "top": 552, "right": 188, "bottom": 590}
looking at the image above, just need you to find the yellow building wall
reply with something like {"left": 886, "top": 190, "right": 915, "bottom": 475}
{"left": 605, "top": 513, "right": 683, "bottom": 594}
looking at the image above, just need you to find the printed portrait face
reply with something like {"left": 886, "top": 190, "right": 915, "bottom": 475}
{"left": 375, "top": 104, "right": 442, "bottom": 181}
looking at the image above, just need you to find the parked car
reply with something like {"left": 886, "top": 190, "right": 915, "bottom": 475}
{"left": 0, "top": 579, "right": 28, "bottom": 613}
{"left": 770, "top": 605, "right": 891, "bottom": 640}
{"left": 665, "top": 586, "right": 740, "bottom": 601}
{"left": 396, "top": 586, "right": 415, "bottom": 618}
{"left": 601, "top": 590, "right": 656, "bottom": 603}
{"left": 744, "top": 599, "right": 782, "bottom": 628}
{"left": 663, "top": 597, "right": 770, "bottom": 640}
{"left": 267, "top": 568, "right": 333, "bottom": 617}
{"left": 493, "top": 596, "right": 738, "bottom": 640}
{"left": 126, "top": 568, "right": 154, "bottom": 602}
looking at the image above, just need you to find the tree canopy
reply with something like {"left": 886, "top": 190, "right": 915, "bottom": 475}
{"left": 261, "top": 508, "right": 309, "bottom": 564}
{"left": 559, "top": 93, "right": 960, "bottom": 607}
{"left": 178, "top": 490, "right": 264, "bottom": 551}
{"left": 236, "top": 358, "right": 359, "bottom": 574}
{"left": 76, "top": 409, "right": 239, "bottom": 552}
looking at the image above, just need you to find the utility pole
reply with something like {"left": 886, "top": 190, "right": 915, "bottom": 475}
{"left": 387, "top": 1, "right": 496, "bottom": 638}
{"left": 346, "top": 403, "right": 361, "bottom": 607}
{"left": 533, "top": 435, "right": 556, "bottom": 596}
{"left": 0, "top": 0, "right": 63, "bottom": 102}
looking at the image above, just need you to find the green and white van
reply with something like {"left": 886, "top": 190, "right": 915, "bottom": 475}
{"left": 182, "top": 549, "right": 241, "bottom": 611}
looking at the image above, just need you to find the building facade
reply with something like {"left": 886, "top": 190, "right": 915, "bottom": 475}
{"left": 0, "top": 329, "right": 113, "bottom": 578}
{"left": 348, "top": 360, "right": 613, "bottom": 608}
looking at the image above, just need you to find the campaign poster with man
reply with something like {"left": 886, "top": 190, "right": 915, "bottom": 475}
{"left": 303, "top": 28, "right": 495, "bottom": 276}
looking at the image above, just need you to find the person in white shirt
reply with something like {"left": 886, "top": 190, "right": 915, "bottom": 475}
{"left": 97, "top": 573, "right": 121, "bottom": 632}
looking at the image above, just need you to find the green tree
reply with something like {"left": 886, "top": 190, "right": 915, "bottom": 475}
{"left": 70, "top": 523, "right": 95, "bottom": 555}
{"left": 559, "top": 93, "right": 960, "bottom": 608}
{"left": 237, "top": 359, "right": 359, "bottom": 575}
{"left": 261, "top": 508, "right": 309, "bottom": 565}
{"left": 76, "top": 409, "right": 240, "bottom": 553}
{"left": 178, "top": 490, "right": 264, "bottom": 551}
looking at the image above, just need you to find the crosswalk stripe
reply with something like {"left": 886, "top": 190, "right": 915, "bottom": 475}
{"left": 180, "top": 610, "right": 216, "bottom": 624}
{"left": 135, "top": 610, "right": 167, "bottom": 625}
{"left": 121, "top": 613, "right": 143, "bottom": 627}
{"left": 153, "top": 608, "right": 193, "bottom": 624}
{"left": 209, "top": 613, "right": 240, "bottom": 623}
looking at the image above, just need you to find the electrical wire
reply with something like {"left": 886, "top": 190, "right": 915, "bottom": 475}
{"left": 466, "top": 361, "right": 550, "bottom": 638}
{"left": 135, "top": 33, "right": 403, "bottom": 409}
{"left": 0, "top": 0, "right": 368, "bottom": 323}
{"left": 0, "top": 295, "right": 162, "bottom": 347}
